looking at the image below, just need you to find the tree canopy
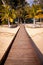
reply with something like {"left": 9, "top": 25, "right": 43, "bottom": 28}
{"left": 0, "top": 0, "right": 43, "bottom": 25}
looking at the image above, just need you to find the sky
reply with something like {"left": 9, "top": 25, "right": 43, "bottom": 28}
{"left": 26, "top": 0, "right": 33, "bottom": 5}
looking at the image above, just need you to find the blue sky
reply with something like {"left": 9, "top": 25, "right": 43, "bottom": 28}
{"left": 26, "top": 0, "right": 33, "bottom": 5}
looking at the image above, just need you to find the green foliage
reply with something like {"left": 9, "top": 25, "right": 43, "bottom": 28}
{"left": 0, "top": 0, "right": 43, "bottom": 24}
{"left": 2, "top": 20, "right": 8, "bottom": 24}
{"left": 0, "top": 4, "right": 16, "bottom": 23}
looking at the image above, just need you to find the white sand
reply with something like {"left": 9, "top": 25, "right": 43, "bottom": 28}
{"left": 25, "top": 24, "right": 43, "bottom": 54}
{"left": 0, "top": 26, "right": 20, "bottom": 60}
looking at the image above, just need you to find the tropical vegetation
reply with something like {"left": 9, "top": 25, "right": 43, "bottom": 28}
{"left": 0, "top": 0, "right": 43, "bottom": 27}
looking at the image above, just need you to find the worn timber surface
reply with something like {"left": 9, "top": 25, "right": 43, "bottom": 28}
{"left": 4, "top": 24, "right": 41, "bottom": 65}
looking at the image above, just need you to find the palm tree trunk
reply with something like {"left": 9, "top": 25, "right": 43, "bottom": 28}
{"left": 33, "top": 18, "right": 36, "bottom": 27}
{"left": 40, "top": 18, "right": 41, "bottom": 22}
{"left": 8, "top": 19, "right": 11, "bottom": 27}
{"left": 1, "top": 0, "right": 6, "bottom": 6}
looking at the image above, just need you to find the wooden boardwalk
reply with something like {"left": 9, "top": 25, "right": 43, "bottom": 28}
{"left": 4, "top": 24, "right": 41, "bottom": 65}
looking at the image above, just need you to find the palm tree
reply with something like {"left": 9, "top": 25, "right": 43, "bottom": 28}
{"left": 30, "top": 0, "right": 41, "bottom": 27}
{"left": 0, "top": 4, "right": 16, "bottom": 27}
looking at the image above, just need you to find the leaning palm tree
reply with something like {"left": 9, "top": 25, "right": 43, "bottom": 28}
{"left": 0, "top": 4, "right": 16, "bottom": 27}
{"left": 0, "top": 0, "right": 16, "bottom": 27}
{"left": 30, "top": 4, "right": 41, "bottom": 27}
